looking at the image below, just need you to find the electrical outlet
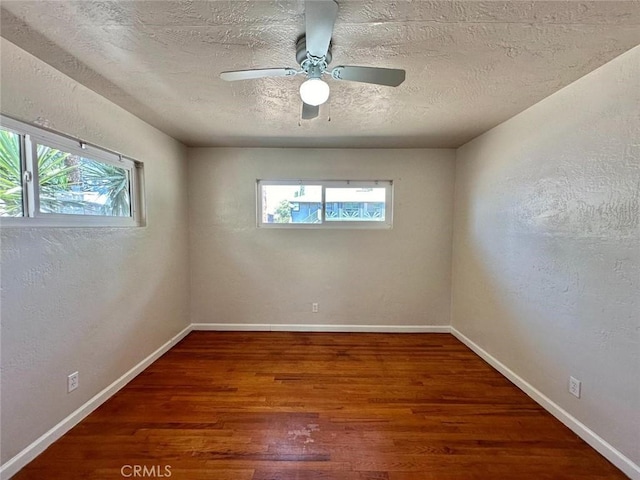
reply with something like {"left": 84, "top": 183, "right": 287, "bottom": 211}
{"left": 569, "top": 376, "right": 581, "bottom": 398}
{"left": 68, "top": 371, "right": 79, "bottom": 393}
{"left": 312, "top": 302, "right": 319, "bottom": 313}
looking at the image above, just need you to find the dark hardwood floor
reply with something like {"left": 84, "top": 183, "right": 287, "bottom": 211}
{"left": 15, "top": 332, "right": 626, "bottom": 479}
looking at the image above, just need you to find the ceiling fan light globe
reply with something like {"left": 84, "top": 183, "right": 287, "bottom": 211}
{"left": 299, "top": 78, "right": 330, "bottom": 106}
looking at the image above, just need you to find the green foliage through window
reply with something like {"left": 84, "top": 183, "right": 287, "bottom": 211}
{"left": 0, "top": 129, "right": 22, "bottom": 217}
{"left": 258, "top": 181, "right": 392, "bottom": 228}
{"left": 0, "top": 118, "right": 141, "bottom": 225}
{"left": 36, "top": 145, "right": 131, "bottom": 217}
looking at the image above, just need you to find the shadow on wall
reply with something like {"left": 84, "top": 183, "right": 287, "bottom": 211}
{"left": 453, "top": 127, "right": 640, "bottom": 462}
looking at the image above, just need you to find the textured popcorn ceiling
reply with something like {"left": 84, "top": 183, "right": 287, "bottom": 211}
{"left": 1, "top": 1, "right": 639, "bottom": 148}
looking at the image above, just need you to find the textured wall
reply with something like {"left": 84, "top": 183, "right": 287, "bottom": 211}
{"left": 188, "top": 147, "right": 455, "bottom": 328}
{"left": 452, "top": 45, "right": 640, "bottom": 466}
{"left": 0, "top": 38, "right": 190, "bottom": 463}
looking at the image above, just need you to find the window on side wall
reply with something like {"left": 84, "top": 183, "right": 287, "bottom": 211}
{"left": 257, "top": 180, "right": 393, "bottom": 228}
{"left": 0, "top": 115, "right": 144, "bottom": 227}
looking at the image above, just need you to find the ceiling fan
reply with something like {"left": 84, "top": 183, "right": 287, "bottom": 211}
{"left": 220, "top": 0, "right": 406, "bottom": 120}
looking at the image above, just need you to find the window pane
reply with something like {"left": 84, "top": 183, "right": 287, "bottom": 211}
{"left": 261, "top": 184, "right": 322, "bottom": 224}
{"left": 37, "top": 144, "right": 131, "bottom": 217}
{"left": 325, "top": 187, "right": 386, "bottom": 222}
{"left": 0, "top": 128, "right": 23, "bottom": 217}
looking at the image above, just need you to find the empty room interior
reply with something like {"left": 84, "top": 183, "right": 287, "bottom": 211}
{"left": 0, "top": 1, "right": 639, "bottom": 479}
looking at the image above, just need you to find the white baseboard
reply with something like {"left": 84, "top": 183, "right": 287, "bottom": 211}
{"left": 4, "top": 324, "right": 636, "bottom": 480}
{"left": 451, "top": 327, "right": 639, "bottom": 480}
{"left": 0, "top": 325, "right": 192, "bottom": 480}
{"left": 191, "top": 323, "right": 451, "bottom": 333}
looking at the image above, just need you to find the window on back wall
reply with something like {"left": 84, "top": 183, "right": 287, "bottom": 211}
{"left": 0, "top": 115, "right": 144, "bottom": 227}
{"left": 257, "top": 180, "right": 393, "bottom": 228}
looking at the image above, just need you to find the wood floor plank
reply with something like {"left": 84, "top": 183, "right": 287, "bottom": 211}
{"left": 13, "top": 332, "right": 626, "bottom": 479}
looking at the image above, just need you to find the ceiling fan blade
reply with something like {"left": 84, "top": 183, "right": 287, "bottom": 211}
{"left": 301, "top": 102, "right": 319, "bottom": 120}
{"left": 305, "top": 0, "right": 339, "bottom": 58}
{"left": 331, "top": 66, "right": 406, "bottom": 87}
{"left": 220, "top": 68, "right": 298, "bottom": 81}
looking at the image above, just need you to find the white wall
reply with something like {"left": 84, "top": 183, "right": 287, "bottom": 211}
{"left": 452, "top": 44, "right": 640, "bottom": 471}
{"left": 2, "top": 27, "right": 637, "bottom": 478}
{"left": 0, "top": 38, "right": 191, "bottom": 464}
{"left": 188, "top": 148, "right": 455, "bottom": 329}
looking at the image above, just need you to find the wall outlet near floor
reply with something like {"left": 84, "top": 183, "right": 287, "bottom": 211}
{"left": 569, "top": 376, "right": 581, "bottom": 398}
{"left": 68, "top": 371, "right": 79, "bottom": 393}
{"left": 312, "top": 302, "right": 319, "bottom": 313}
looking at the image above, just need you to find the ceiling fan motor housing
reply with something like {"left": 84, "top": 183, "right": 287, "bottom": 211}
{"left": 220, "top": 0, "right": 405, "bottom": 120}
{"left": 296, "top": 36, "right": 332, "bottom": 71}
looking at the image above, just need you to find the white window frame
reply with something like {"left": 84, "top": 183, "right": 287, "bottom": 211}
{"left": 0, "top": 115, "right": 145, "bottom": 227}
{"left": 257, "top": 179, "right": 393, "bottom": 229}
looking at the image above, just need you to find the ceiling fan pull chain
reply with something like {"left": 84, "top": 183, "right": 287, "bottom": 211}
{"left": 218, "top": 0, "right": 405, "bottom": 119}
